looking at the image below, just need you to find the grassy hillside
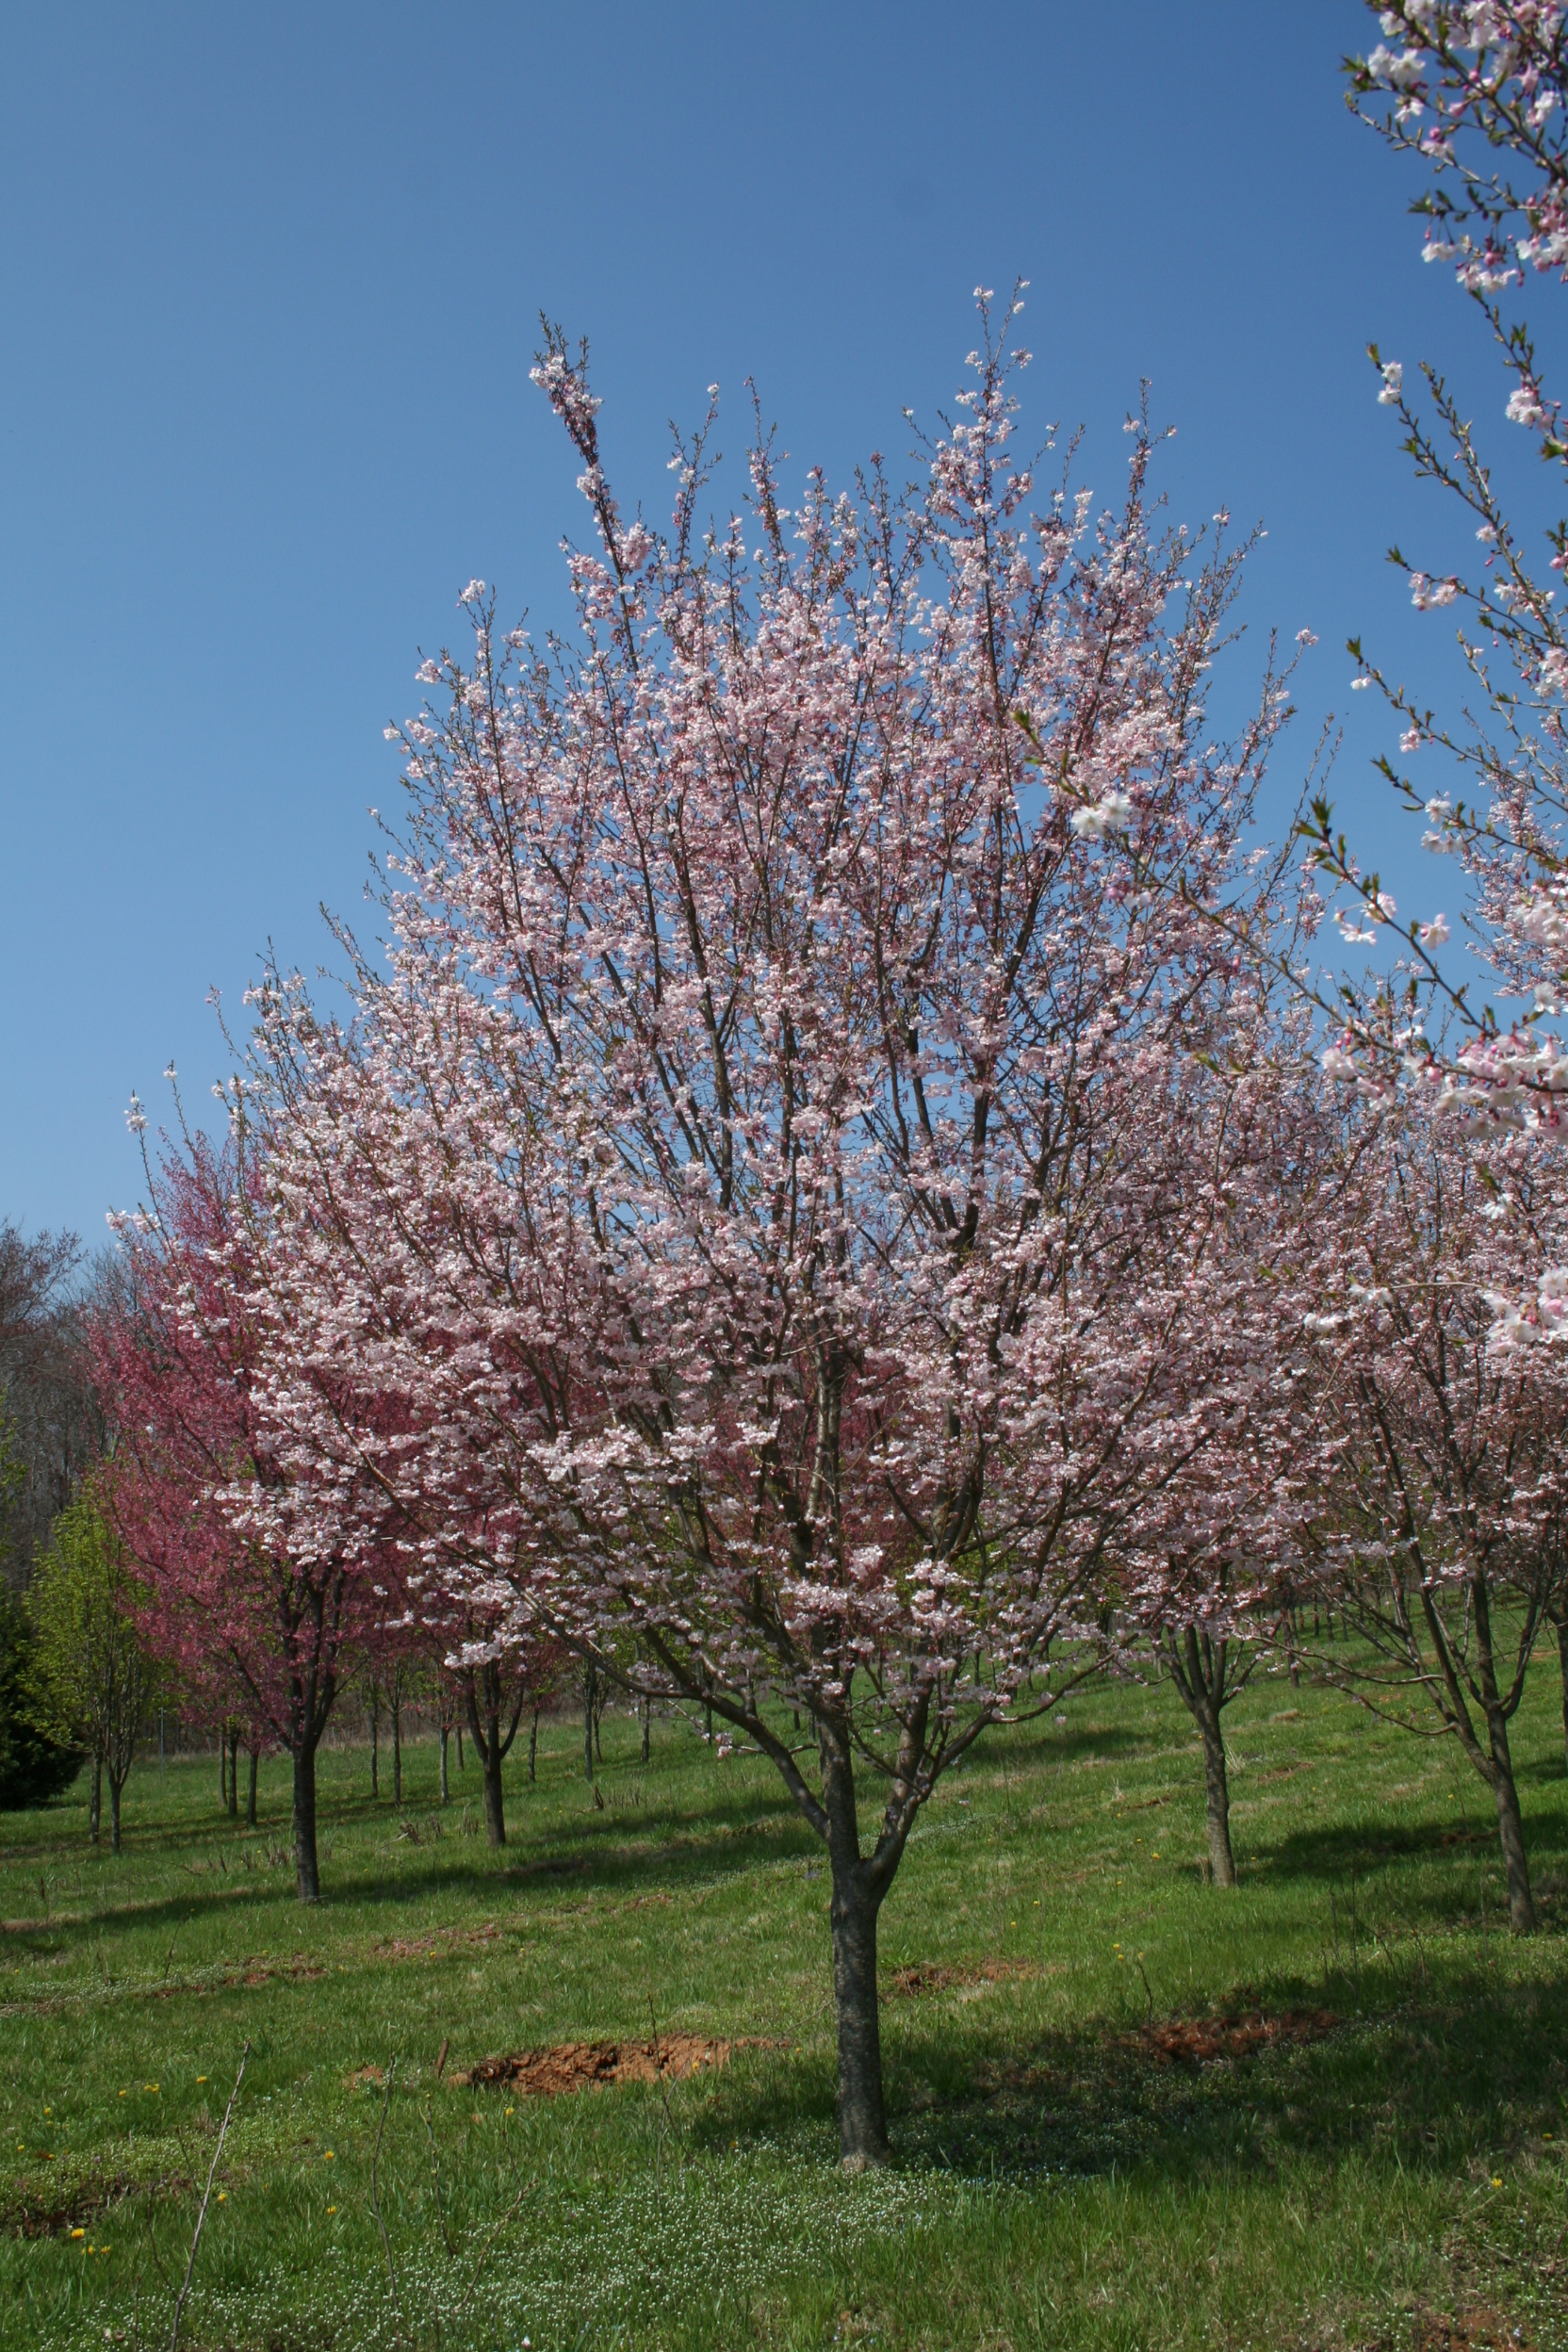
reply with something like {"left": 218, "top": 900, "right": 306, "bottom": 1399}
{"left": 2, "top": 1654, "right": 1566, "bottom": 2351}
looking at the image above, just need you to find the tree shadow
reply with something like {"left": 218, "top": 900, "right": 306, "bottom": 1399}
{"left": 689, "top": 1965, "right": 1568, "bottom": 2183}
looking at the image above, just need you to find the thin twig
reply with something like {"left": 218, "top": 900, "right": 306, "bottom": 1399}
{"left": 464, "top": 2176, "right": 531, "bottom": 2296}
{"left": 422, "top": 2103, "right": 455, "bottom": 2258}
{"left": 369, "top": 2055, "right": 402, "bottom": 2326}
{"left": 1135, "top": 1955, "right": 1156, "bottom": 2028}
{"left": 167, "top": 2039, "right": 248, "bottom": 2352}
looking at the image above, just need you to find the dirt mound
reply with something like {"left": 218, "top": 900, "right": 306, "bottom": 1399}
{"left": 1141, "top": 2008, "right": 1338, "bottom": 2065}
{"left": 886, "top": 1958, "right": 1041, "bottom": 1999}
{"left": 457, "top": 2034, "right": 782, "bottom": 2096}
{"left": 1414, "top": 2308, "right": 1535, "bottom": 2351}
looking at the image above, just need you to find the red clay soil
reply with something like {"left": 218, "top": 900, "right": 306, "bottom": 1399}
{"left": 1139, "top": 2008, "right": 1339, "bottom": 2065}
{"left": 885, "top": 1959, "right": 1043, "bottom": 1999}
{"left": 457, "top": 2035, "right": 781, "bottom": 2097}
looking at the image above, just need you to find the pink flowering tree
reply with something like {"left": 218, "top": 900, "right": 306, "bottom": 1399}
{"left": 1116, "top": 1047, "right": 1316, "bottom": 1887}
{"left": 236, "top": 298, "right": 1295, "bottom": 2164}
{"left": 94, "top": 1119, "right": 378, "bottom": 1903}
{"left": 1276, "top": 1090, "right": 1568, "bottom": 1935}
{"left": 1298, "top": 7, "right": 1568, "bottom": 1118}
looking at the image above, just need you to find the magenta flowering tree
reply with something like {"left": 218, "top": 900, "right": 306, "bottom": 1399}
{"left": 94, "top": 1121, "right": 384, "bottom": 1903}
{"left": 235, "top": 297, "right": 1296, "bottom": 2164}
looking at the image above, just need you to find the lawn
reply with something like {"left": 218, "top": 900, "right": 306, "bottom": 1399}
{"left": 2, "top": 1655, "right": 1566, "bottom": 2352}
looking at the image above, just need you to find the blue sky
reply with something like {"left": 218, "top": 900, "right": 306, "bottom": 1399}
{"left": 0, "top": 0, "right": 1546, "bottom": 1244}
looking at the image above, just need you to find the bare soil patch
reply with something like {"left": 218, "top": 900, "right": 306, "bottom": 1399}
{"left": 1413, "top": 2307, "right": 1536, "bottom": 2351}
{"left": 457, "top": 2034, "right": 784, "bottom": 2096}
{"left": 885, "top": 1958, "right": 1043, "bottom": 2000}
{"left": 1138, "top": 2008, "right": 1340, "bottom": 2066}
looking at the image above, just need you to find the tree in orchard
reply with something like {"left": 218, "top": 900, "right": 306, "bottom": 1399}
{"left": 94, "top": 1119, "right": 378, "bottom": 1902}
{"left": 1303, "top": 8, "right": 1568, "bottom": 1108}
{"left": 235, "top": 297, "right": 1298, "bottom": 2164}
{"left": 27, "top": 1490, "right": 163, "bottom": 1854}
{"left": 1281, "top": 1096, "right": 1568, "bottom": 1934}
{"left": 1117, "top": 1041, "right": 1318, "bottom": 1889}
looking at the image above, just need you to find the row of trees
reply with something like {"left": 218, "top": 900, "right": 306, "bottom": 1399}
{"left": 14, "top": 2, "right": 1568, "bottom": 2171}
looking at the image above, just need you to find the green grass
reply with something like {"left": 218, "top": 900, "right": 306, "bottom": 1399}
{"left": 3, "top": 1657, "right": 1567, "bottom": 2352}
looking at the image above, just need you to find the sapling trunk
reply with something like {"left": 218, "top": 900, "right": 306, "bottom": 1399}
{"left": 820, "top": 1739, "right": 889, "bottom": 2169}
{"left": 440, "top": 1724, "right": 449, "bottom": 1805}
{"left": 227, "top": 1725, "right": 239, "bottom": 1820}
{"left": 219, "top": 1736, "right": 226, "bottom": 1811}
{"left": 392, "top": 1690, "right": 402, "bottom": 1808}
{"left": 640, "top": 1695, "right": 649, "bottom": 1767}
{"left": 108, "top": 1773, "right": 122, "bottom": 1854}
{"left": 583, "top": 1663, "right": 596, "bottom": 1783}
{"left": 1200, "top": 1721, "right": 1236, "bottom": 1886}
{"left": 369, "top": 1683, "right": 380, "bottom": 1799}
{"left": 246, "top": 1745, "right": 258, "bottom": 1826}
{"left": 530, "top": 1707, "right": 539, "bottom": 1783}
{"left": 90, "top": 1753, "right": 102, "bottom": 1846}
{"left": 293, "top": 1740, "right": 321, "bottom": 1903}
{"left": 1556, "top": 1610, "right": 1568, "bottom": 1775}
{"left": 1487, "top": 1736, "right": 1536, "bottom": 1934}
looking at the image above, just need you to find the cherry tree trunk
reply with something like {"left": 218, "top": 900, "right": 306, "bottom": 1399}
{"left": 1557, "top": 1612, "right": 1568, "bottom": 1775}
{"left": 440, "top": 1724, "right": 449, "bottom": 1805}
{"left": 821, "top": 1734, "right": 888, "bottom": 2169}
{"left": 227, "top": 1725, "right": 239, "bottom": 1820}
{"left": 108, "top": 1774, "right": 122, "bottom": 1855}
{"left": 1200, "top": 1720, "right": 1236, "bottom": 1888}
{"left": 583, "top": 1664, "right": 596, "bottom": 1783}
{"left": 90, "top": 1754, "right": 102, "bottom": 1846}
{"left": 392, "top": 1697, "right": 402, "bottom": 1807}
{"left": 1487, "top": 1743, "right": 1535, "bottom": 1934}
{"left": 246, "top": 1745, "right": 258, "bottom": 1826}
{"left": 529, "top": 1707, "right": 539, "bottom": 1784}
{"left": 641, "top": 1696, "right": 650, "bottom": 1767}
{"left": 293, "top": 1740, "right": 321, "bottom": 1903}
{"left": 481, "top": 1740, "right": 505, "bottom": 1845}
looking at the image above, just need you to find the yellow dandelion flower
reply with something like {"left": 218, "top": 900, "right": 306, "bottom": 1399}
{"left": 70, "top": 2229, "right": 84, "bottom": 2240}
{"left": 217, "top": 2192, "right": 227, "bottom": 2203}
{"left": 1492, "top": 2176, "right": 1503, "bottom": 2187}
{"left": 196, "top": 2076, "right": 207, "bottom": 2084}
{"left": 323, "top": 2150, "right": 334, "bottom": 2161}
{"left": 326, "top": 2204, "right": 336, "bottom": 2214}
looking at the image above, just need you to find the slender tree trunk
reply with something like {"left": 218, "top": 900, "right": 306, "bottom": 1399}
{"left": 227, "top": 1725, "right": 239, "bottom": 1820}
{"left": 392, "top": 1690, "right": 402, "bottom": 1808}
{"left": 293, "top": 1740, "right": 321, "bottom": 1903}
{"left": 530, "top": 1707, "right": 539, "bottom": 1784}
{"left": 481, "top": 1729, "right": 505, "bottom": 1845}
{"left": 1200, "top": 1719, "right": 1236, "bottom": 1888}
{"left": 90, "top": 1752, "right": 102, "bottom": 1846}
{"left": 109, "top": 1774, "right": 122, "bottom": 1855}
{"left": 369, "top": 1684, "right": 380, "bottom": 1799}
{"left": 246, "top": 1745, "right": 258, "bottom": 1827}
{"left": 641, "top": 1695, "right": 650, "bottom": 1767}
{"left": 819, "top": 1723, "right": 888, "bottom": 2169}
{"left": 1555, "top": 1609, "right": 1568, "bottom": 1775}
{"left": 1486, "top": 1733, "right": 1536, "bottom": 1934}
{"left": 455, "top": 1722, "right": 464, "bottom": 1772}
{"left": 440, "top": 1724, "right": 449, "bottom": 1805}
{"left": 219, "top": 1733, "right": 227, "bottom": 1811}
{"left": 466, "top": 1672, "right": 507, "bottom": 1847}
{"left": 583, "top": 1663, "right": 596, "bottom": 1782}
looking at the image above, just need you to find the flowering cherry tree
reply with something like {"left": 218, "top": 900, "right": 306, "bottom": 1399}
{"left": 1280, "top": 1096, "right": 1568, "bottom": 1933}
{"left": 1302, "top": 7, "right": 1568, "bottom": 1119}
{"left": 235, "top": 297, "right": 1293, "bottom": 2164}
{"left": 95, "top": 1121, "right": 379, "bottom": 1903}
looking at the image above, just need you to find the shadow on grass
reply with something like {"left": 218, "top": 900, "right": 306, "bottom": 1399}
{"left": 1250, "top": 1805, "right": 1568, "bottom": 1895}
{"left": 688, "top": 1964, "right": 1568, "bottom": 2188}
